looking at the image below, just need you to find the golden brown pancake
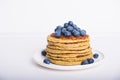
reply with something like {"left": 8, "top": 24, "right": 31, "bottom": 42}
{"left": 46, "top": 53, "right": 92, "bottom": 62}
{"left": 46, "top": 50, "right": 92, "bottom": 58}
{"left": 47, "top": 33, "right": 90, "bottom": 43}
{"left": 47, "top": 41, "right": 90, "bottom": 48}
{"left": 46, "top": 46, "right": 92, "bottom": 54}
{"left": 49, "top": 58, "right": 82, "bottom": 66}
{"left": 47, "top": 45, "right": 90, "bottom": 50}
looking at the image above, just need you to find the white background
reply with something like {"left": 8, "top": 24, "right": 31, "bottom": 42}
{"left": 0, "top": 0, "right": 120, "bottom": 80}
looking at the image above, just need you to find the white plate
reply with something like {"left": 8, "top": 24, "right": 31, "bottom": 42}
{"left": 33, "top": 50, "right": 104, "bottom": 70}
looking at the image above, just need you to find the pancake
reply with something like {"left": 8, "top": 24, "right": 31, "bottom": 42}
{"left": 48, "top": 41, "right": 90, "bottom": 48}
{"left": 47, "top": 45, "right": 90, "bottom": 50}
{"left": 46, "top": 53, "right": 92, "bottom": 61}
{"left": 49, "top": 59, "right": 82, "bottom": 66}
{"left": 46, "top": 46, "right": 92, "bottom": 54}
{"left": 46, "top": 50, "right": 92, "bottom": 58}
{"left": 47, "top": 33, "right": 90, "bottom": 43}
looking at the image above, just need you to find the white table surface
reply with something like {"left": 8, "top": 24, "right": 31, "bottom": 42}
{"left": 0, "top": 0, "right": 120, "bottom": 80}
{"left": 0, "top": 32, "right": 120, "bottom": 80}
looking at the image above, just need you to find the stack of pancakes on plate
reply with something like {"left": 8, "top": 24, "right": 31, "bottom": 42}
{"left": 46, "top": 33, "right": 93, "bottom": 66}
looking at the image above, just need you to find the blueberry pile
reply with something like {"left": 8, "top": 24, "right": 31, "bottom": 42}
{"left": 54, "top": 21, "right": 86, "bottom": 38}
{"left": 81, "top": 53, "right": 99, "bottom": 65}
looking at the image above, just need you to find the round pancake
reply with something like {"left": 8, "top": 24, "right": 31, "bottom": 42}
{"left": 46, "top": 47, "right": 92, "bottom": 54}
{"left": 48, "top": 41, "right": 90, "bottom": 48}
{"left": 46, "top": 53, "right": 92, "bottom": 61}
{"left": 49, "top": 59, "right": 82, "bottom": 66}
{"left": 47, "top": 33, "right": 90, "bottom": 43}
{"left": 46, "top": 50, "right": 92, "bottom": 57}
{"left": 47, "top": 45, "right": 90, "bottom": 50}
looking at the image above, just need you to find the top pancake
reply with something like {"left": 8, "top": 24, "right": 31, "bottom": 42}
{"left": 47, "top": 33, "right": 90, "bottom": 43}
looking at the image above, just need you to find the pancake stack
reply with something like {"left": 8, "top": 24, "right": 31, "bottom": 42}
{"left": 46, "top": 33, "right": 93, "bottom": 66}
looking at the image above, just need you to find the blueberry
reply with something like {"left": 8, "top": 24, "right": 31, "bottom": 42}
{"left": 64, "top": 23, "right": 69, "bottom": 28}
{"left": 73, "top": 25, "right": 81, "bottom": 32}
{"left": 93, "top": 53, "right": 99, "bottom": 59}
{"left": 67, "top": 26, "right": 73, "bottom": 32}
{"left": 72, "top": 30, "right": 80, "bottom": 37}
{"left": 72, "top": 24, "right": 78, "bottom": 29}
{"left": 80, "top": 30, "right": 86, "bottom": 36}
{"left": 61, "top": 27, "right": 67, "bottom": 33}
{"left": 72, "top": 29, "right": 76, "bottom": 33}
{"left": 41, "top": 50, "right": 46, "bottom": 56}
{"left": 81, "top": 60, "right": 89, "bottom": 65}
{"left": 43, "top": 59, "right": 51, "bottom": 64}
{"left": 55, "top": 30, "right": 61, "bottom": 38}
{"left": 55, "top": 26, "right": 62, "bottom": 32}
{"left": 87, "top": 58, "right": 94, "bottom": 64}
{"left": 76, "top": 27, "right": 81, "bottom": 32}
{"left": 68, "top": 21, "right": 73, "bottom": 26}
{"left": 64, "top": 31, "right": 71, "bottom": 37}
